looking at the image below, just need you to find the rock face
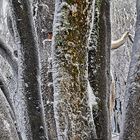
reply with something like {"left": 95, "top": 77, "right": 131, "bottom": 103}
{"left": 32, "top": 0, "right": 58, "bottom": 139}
{"left": 110, "top": 0, "right": 136, "bottom": 134}
{"left": 88, "top": 0, "right": 111, "bottom": 139}
{"left": 0, "top": 0, "right": 20, "bottom": 139}
{"left": 0, "top": 0, "right": 137, "bottom": 139}
{"left": 51, "top": 1, "right": 97, "bottom": 139}
{"left": 119, "top": 0, "right": 140, "bottom": 139}
{"left": 0, "top": 0, "right": 47, "bottom": 139}
{"left": 0, "top": 89, "right": 19, "bottom": 140}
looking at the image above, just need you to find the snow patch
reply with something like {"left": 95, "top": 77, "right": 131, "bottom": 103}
{"left": 87, "top": 80, "right": 97, "bottom": 111}
{"left": 2, "top": 0, "right": 8, "bottom": 17}
{"left": 112, "top": 133, "right": 119, "bottom": 140}
{"left": 3, "top": 119, "right": 10, "bottom": 131}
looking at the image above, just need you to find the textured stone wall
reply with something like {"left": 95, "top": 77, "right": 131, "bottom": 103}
{"left": 110, "top": 0, "right": 136, "bottom": 134}
{"left": 0, "top": 0, "right": 19, "bottom": 139}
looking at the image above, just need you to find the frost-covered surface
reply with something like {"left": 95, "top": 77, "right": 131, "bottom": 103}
{"left": 88, "top": 0, "right": 111, "bottom": 139}
{"left": 0, "top": 1, "right": 22, "bottom": 139}
{"left": 0, "top": 0, "right": 18, "bottom": 53}
{"left": 0, "top": 0, "right": 47, "bottom": 139}
{"left": 112, "top": 133, "right": 119, "bottom": 140}
{"left": 119, "top": 1, "right": 140, "bottom": 139}
{"left": 0, "top": 55, "right": 16, "bottom": 112}
{"left": 0, "top": 0, "right": 30, "bottom": 140}
{"left": 0, "top": 0, "right": 137, "bottom": 139}
{"left": 87, "top": 81, "right": 97, "bottom": 110}
{"left": 9, "top": 0, "right": 47, "bottom": 139}
{"left": 0, "top": 89, "right": 19, "bottom": 140}
{"left": 31, "top": 0, "right": 58, "bottom": 139}
{"left": 52, "top": 0, "right": 96, "bottom": 139}
{"left": 111, "top": 0, "right": 136, "bottom": 135}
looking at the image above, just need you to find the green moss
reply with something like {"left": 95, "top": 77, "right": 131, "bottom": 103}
{"left": 67, "top": 0, "right": 74, "bottom": 5}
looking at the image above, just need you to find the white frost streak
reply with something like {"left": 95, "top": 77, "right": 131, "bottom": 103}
{"left": 3, "top": 119, "right": 11, "bottom": 131}
{"left": 87, "top": 80, "right": 97, "bottom": 109}
{"left": 0, "top": 0, "right": 8, "bottom": 34}
{"left": 2, "top": 0, "right": 8, "bottom": 17}
{"left": 51, "top": 1, "right": 64, "bottom": 139}
{"left": 87, "top": 0, "right": 96, "bottom": 49}
{"left": 86, "top": 0, "right": 97, "bottom": 113}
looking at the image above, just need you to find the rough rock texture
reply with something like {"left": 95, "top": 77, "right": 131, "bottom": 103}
{"left": 9, "top": 0, "right": 47, "bottom": 139}
{"left": 0, "top": 89, "right": 19, "bottom": 140}
{"left": 0, "top": 0, "right": 20, "bottom": 139}
{"left": 110, "top": 0, "right": 136, "bottom": 136}
{"left": 31, "top": 0, "right": 58, "bottom": 139}
{"left": 88, "top": 0, "right": 111, "bottom": 139}
{"left": 51, "top": 1, "right": 96, "bottom": 139}
{"left": 0, "top": 0, "right": 137, "bottom": 139}
{"left": 120, "top": 0, "right": 140, "bottom": 139}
